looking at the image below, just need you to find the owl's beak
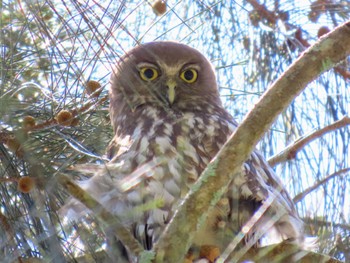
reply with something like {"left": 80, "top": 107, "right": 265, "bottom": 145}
{"left": 166, "top": 80, "right": 176, "bottom": 105}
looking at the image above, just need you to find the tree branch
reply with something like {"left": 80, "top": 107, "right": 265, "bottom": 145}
{"left": 293, "top": 168, "right": 350, "bottom": 203}
{"left": 72, "top": 242, "right": 343, "bottom": 263}
{"left": 28, "top": 94, "right": 108, "bottom": 131}
{"left": 152, "top": 21, "right": 350, "bottom": 262}
{"left": 304, "top": 217, "right": 350, "bottom": 232}
{"left": 268, "top": 116, "right": 350, "bottom": 167}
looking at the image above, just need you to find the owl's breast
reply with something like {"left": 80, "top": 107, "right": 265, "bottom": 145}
{"left": 113, "top": 107, "right": 236, "bottom": 180}
{"left": 108, "top": 107, "right": 235, "bottom": 218}
{"left": 103, "top": 106, "right": 243, "bottom": 249}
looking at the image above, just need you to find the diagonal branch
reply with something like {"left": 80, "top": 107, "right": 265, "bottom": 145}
{"left": 152, "top": 21, "right": 350, "bottom": 262}
{"left": 304, "top": 217, "right": 350, "bottom": 232}
{"left": 268, "top": 116, "right": 350, "bottom": 167}
{"left": 293, "top": 168, "right": 350, "bottom": 203}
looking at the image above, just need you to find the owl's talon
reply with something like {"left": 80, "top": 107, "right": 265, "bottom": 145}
{"left": 185, "top": 245, "right": 220, "bottom": 263}
{"left": 199, "top": 245, "right": 220, "bottom": 263}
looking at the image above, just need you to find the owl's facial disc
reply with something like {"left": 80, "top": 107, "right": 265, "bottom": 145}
{"left": 136, "top": 61, "right": 200, "bottom": 106}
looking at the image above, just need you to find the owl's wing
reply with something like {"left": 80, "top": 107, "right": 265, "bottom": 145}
{"left": 106, "top": 133, "right": 134, "bottom": 160}
{"left": 58, "top": 164, "right": 116, "bottom": 220}
{"left": 59, "top": 134, "right": 133, "bottom": 220}
{"left": 242, "top": 152, "right": 304, "bottom": 245}
{"left": 59, "top": 133, "right": 165, "bottom": 222}
{"left": 208, "top": 114, "right": 305, "bottom": 246}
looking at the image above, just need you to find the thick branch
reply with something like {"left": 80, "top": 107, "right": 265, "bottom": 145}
{"left": 153, "top": 21, "right": 350, "bottom": 262}
{"left": 293, "top": 168, "right": 350, "bottom": 203}
{"left": 268, "top": 116, "right": 350, "bottom": 167}
{"left": 73, "top": 242, "right": 342, "bottom": 263}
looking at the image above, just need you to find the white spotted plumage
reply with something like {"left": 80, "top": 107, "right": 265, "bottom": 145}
{"left": 61, "top": 41, "right": 306, "bottom": 262}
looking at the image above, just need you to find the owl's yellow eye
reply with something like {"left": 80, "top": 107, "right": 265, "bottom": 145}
{"left": 139, "top": 67, "right": 159, "bottom": 81}
{"left": 180, "top": 69, "right": 198, "bottom": 83}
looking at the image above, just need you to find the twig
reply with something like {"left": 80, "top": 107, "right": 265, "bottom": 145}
{"left": 29, "top": 94, "right": 108, "bottom": 131}
{"left": 293, "top": 167, "right": 350, "bottom": 203}
{"left": 268, "top": 116, "right": 350, "bottom": 167}
{"left": 152, "top": 21, "right": 350, "bottom": 262}
{"left": 0, "top": 94, "right": 108, "bottom": 157}
{"left": 304, "top": 217, "right": 350, "bottom": 232}
{"left": 56, "top": 173, "right": 144, "bottom": 258}
{"left": 246, "top": 0, "right": 278, "bottom": 25}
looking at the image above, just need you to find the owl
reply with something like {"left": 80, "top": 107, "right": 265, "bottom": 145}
{"left": 62, "top": 41, "right": 305, "bottom": 262}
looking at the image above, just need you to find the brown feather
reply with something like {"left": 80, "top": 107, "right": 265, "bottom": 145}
{"left": 61, "top": 41, "right": 305, "bottom": 261}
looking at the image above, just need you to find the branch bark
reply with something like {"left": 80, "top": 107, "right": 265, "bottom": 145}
{"left": 153, "top": 21, "right": 350, "bottom": 262}
{"left": 268, "top": 116, "right": 350, "bottom": 167}
{"left": 72, "top": 242, "right": 343, "bottom": 263}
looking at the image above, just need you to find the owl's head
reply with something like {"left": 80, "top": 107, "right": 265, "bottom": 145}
{"left": 110, "top": 41, "right": 222, "bottom": 116}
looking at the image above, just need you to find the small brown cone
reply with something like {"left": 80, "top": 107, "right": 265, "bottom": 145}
{"left": 85, "top": 80, "right": 102, "bottom": 97}
{"left": 18, "top": 176, "right": 35, "bottom": 193}
{"left": 152, "top": 0, "right": 166, "bottom": 16}
{"left": 23, "top": 116, "right": 36, "bottom": 129}
{"left": 55, "top": 110, "right": 73, "bottom": 126}
{"left": 317, "top": 26, "right": 330, "bottom": 38}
